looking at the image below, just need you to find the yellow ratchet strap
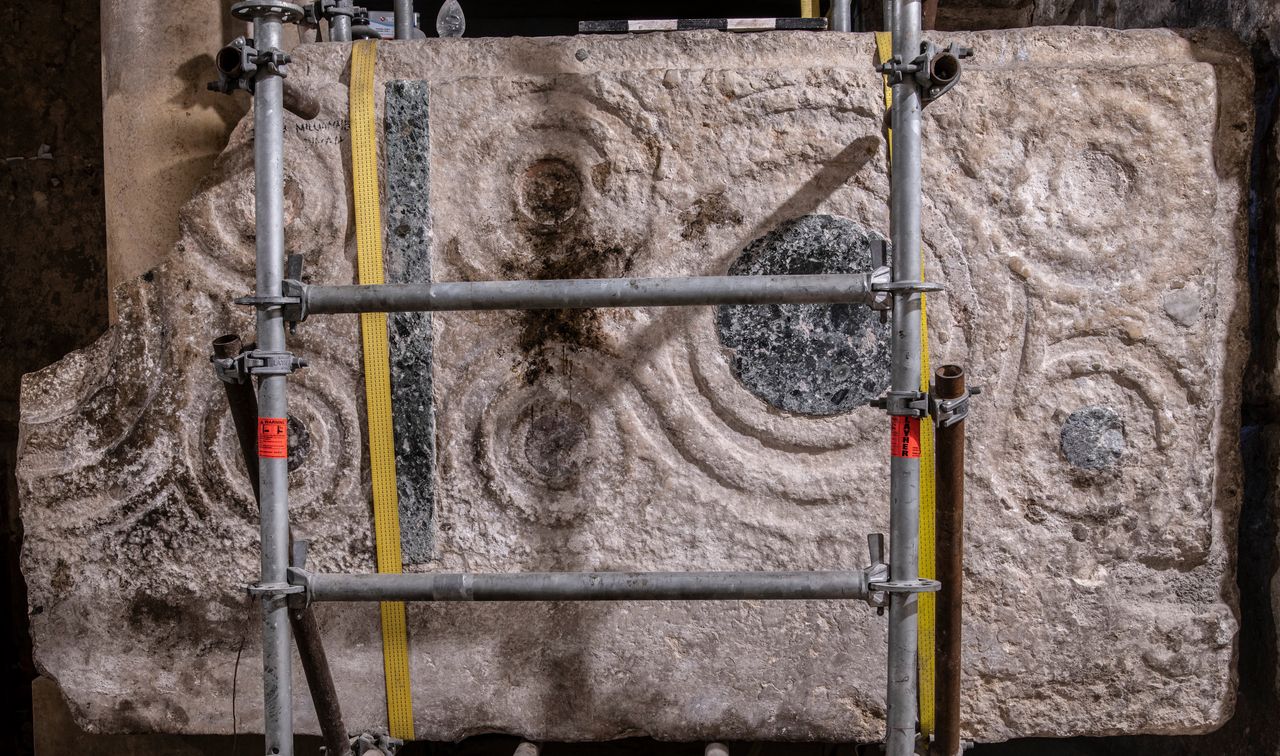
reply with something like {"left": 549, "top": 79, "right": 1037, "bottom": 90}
{"left": 350, "top": 38, "right": 416, "bottom": 741}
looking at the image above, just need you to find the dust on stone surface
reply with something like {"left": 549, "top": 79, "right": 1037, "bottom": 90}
{"left": 503, "top": 153, "right": 641, "bottom": 383}
{"left": 679, "top": 190, "right": 745, "bottom": 240}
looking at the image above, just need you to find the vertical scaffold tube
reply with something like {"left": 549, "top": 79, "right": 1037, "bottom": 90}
{"left": 253, "top": 11, "right": 294, "bottom": 756}
{"left": 213, "top": 333, "right": 348, "bottom": 756}
{"left": 886, "top": 1, "right": 923, "bottom": 755}
{"left": 393, "top": 0, "right": 412, "bottom": 39}
{"left": 331, "top": 0, "right": 353, "bottom": 41}
{"left": 829, "top": 0, "right": 852, "bottom": 31}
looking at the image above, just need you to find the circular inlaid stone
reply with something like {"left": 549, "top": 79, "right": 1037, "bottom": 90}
{"left": 715, "top": 215, "right": 890, "bottom": 416}
{"left": 522, "top": 400, "right": 590, "bottom": 489}
{"left": 1060, "top": 406, "right": 1126, "bottom": 470}
{"left": 517, "top": 158, "right": 582, "bottom": 227}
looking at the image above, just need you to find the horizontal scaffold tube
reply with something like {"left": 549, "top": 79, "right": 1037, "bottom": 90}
{"left": 291, "top": 568, "right": 871, "bottom": 603}
{"left": 301, "top": 273, "right": 882, "bottom": 315}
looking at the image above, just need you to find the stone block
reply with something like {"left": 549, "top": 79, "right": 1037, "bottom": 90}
{"left": 17, "top": 27, "right": 1251, "bottom": 742}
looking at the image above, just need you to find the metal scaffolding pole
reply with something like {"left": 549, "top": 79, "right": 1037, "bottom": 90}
{"left": 886, "top": 1, "right": 924, "bottom": 754}
{"left": 393, "top": 0, "right": 412, "bottom": 38}
{"left": 293, "top": 569, "right": 873, "bottom": 603}
{"left": 330, "top": 0, "right": 353, "bottom": 41}
{"left": 829, "top": 0, "right": 852, "bottom": 32}
{"left": 212, "top": 336, "right": 348, "bottom": 756}
{"left": 234, "top": 2, "right": 303, "bottom": 753}
{"left": 297, "top": 273, "right": 888, "bottom": 316}
{"left": 933, "top": 365, "right": 968, "bottom": 756}
{"left": 206, "top": 0, "right": 973, "bottom": 749}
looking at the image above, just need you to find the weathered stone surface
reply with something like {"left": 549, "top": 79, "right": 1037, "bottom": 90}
{"left": 17, "top": 28, "right": 1251, "bottom": 743}
{"left": 100, "top": 2, "right": 317, "bottom": 315}
{"left": 100, "top": 0, "right": 245, "bottom": 315}
{"left": 940, "top": 0, "right": 1280, "bottom": 55}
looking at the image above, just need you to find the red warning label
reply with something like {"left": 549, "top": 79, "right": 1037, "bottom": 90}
{"left": 891, "top": 416, "right": 921, "bottom": 459}
{"left": 258, "top": 417, "right": 288, "bottom": 459}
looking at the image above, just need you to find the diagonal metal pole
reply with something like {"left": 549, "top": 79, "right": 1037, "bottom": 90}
{"left": 214, "top": 334, "right": 350, "bottom": 756}
{"left": 885, "top": 0, "right": 924, "bottom": 754}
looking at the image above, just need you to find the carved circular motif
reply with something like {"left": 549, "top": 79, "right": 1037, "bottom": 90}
{"left": 519, "top": 399, "right": 591, "bottom": 490}
{"left": 517, "top": 157, "right": 583, "bottom": 227}
{"left": 197, "top": 376, "right": 357, "bottom": 521}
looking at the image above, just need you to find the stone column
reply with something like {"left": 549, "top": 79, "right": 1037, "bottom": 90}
{"left": 100, "top": 0, "right": 247, "bottom": 317}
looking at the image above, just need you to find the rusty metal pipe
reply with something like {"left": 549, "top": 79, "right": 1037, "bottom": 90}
{"left": 284, "top": 83, "right": 322, "bottom": 121}
{"left": 212, "top": 335, "right": 350, "bottom": 756}
{"left": 929, "top": 50, "right": 961, "bottom": 88}
{"left": 932, "top": 364, "right": 966, "bottom": 756}
{"left": 212, "top": 334, "right": 260, "bottom": 497}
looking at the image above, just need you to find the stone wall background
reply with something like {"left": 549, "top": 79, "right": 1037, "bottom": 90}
{"left": 2, "top": 1, "right": 1278, "bottom": 755}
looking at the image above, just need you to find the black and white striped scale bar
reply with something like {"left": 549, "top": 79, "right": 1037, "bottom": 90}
{"left": 579, "top": 17, "right": 828, "bottom": 33}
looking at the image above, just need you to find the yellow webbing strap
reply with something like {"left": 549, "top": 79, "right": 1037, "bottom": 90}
{"left": 875, "top": 32, "right": 894, "bottom": 160}
{"left": 917, "top": 261, "right": 938, "bottom": 741}
{"left": 876, "top": 30, "right": 937, "bottom": 739}
{"left": 350, "top": 39, "right": 416, "bottom": 741}
{"left": 800, "top": 0, "right": 820, "bottom": 18}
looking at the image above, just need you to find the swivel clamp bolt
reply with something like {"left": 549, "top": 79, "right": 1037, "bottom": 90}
{"left": 208, "top": 36, "right": 294, "bottom": 95}
{"left": 874, "top": 55, "right": 919, "bottom": 85}
{"left": 211, "top": 349, "right": 308, "bottom": 383}
{"left": 870, "top": 389, "right": 930, "bottom": 418}
{"left": 929, "top": 385, "right": 982, "bottom": 428}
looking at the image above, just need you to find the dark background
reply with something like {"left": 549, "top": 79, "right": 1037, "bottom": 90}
{"left": 1, "top": 1, "right": 1276, "bottom": 754}
{"left": 372, "top": 1, "right": 879, "bottom": 36}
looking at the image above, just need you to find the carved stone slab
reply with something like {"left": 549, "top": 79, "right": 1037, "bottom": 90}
{"left": 17, "top": 28, "right": 1251, "bottom": 742}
